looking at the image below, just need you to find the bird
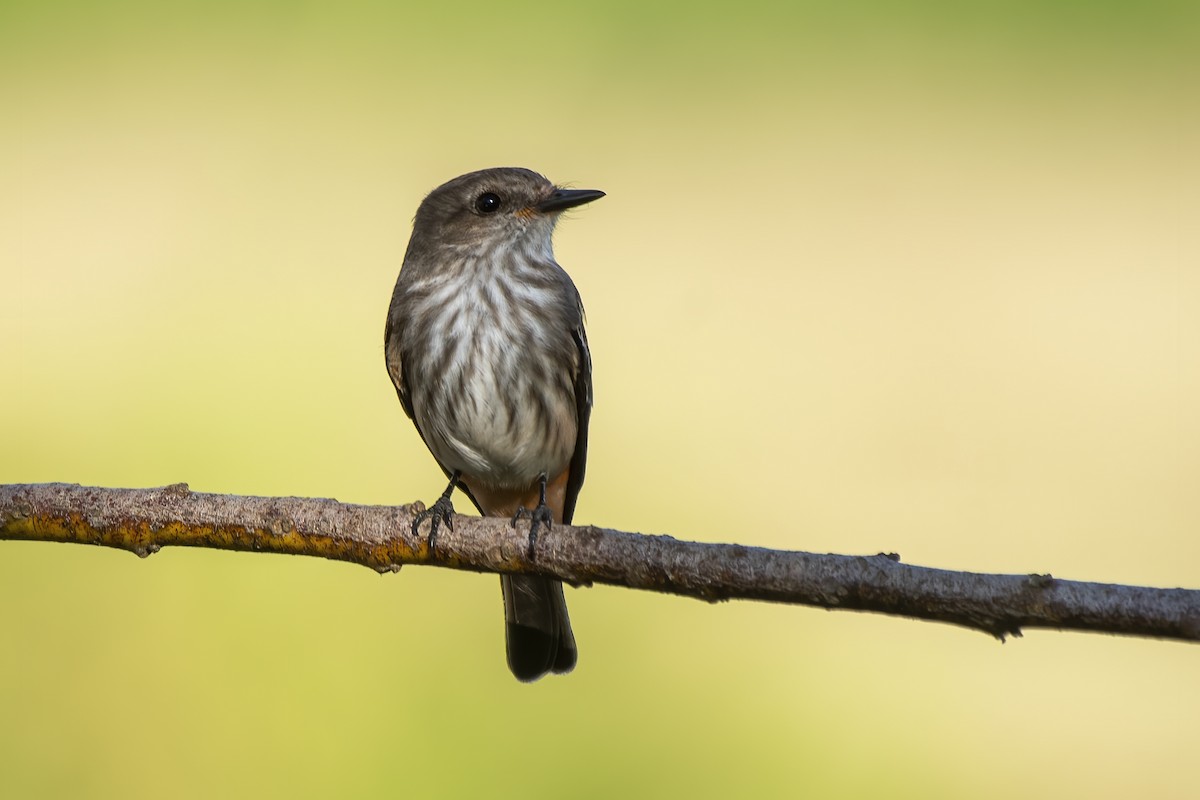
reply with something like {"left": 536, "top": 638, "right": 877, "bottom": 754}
{"left": 384, "top": 167, "right": 603, "bottom": 681}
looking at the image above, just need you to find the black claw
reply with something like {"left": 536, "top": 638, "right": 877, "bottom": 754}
{"left": 511, "top": 474, "right": 552, "bottom": 560}
{"left": 414, "top": 495, "right": 455, "bottom": 550}
{"left": 413, "top": 473, "right": 459, "bottom": 552}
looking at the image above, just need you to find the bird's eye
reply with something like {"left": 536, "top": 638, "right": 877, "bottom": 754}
{"left": 474, "top": 192, "right": 502, "bottom": 214}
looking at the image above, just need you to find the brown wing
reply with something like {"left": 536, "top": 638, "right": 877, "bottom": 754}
{"left": 383, "top": 312, "right": 415, "bottom": 421}
{"left": 561, "top": 322, "right": 592, "bottom": 525}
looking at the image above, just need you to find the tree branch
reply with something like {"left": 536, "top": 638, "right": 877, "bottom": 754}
{"left": 2, "top": 482, "right": 1197, "bottom": 643}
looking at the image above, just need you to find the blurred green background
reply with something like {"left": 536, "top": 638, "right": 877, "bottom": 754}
{"left": 3, "top": 1, "right": 1198, "bottom": 797}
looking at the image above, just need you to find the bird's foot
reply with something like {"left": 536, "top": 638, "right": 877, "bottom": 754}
{"left": 511, "top": 503, "right": 553, "bottom": 560}
{"left": 511, "top": 474, "right": 552, "bottom": 560}
{"left": 412, "top": 474, "right": 459, "bottom": 551}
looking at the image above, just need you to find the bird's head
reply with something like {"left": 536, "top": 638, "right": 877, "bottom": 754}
{"left": 409, "top": 167, "right": 604, "bottom": 258}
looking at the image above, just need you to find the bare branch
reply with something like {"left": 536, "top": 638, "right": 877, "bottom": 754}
{"left": 2, "top": 482, "right": 1197, "bottom": 643}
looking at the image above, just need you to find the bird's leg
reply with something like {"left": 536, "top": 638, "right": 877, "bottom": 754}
{"left": 412, "top": 471, "right": 460, "bottom": 551}
{"left": 511, "top": 473, "right": 553, "bottom": 560}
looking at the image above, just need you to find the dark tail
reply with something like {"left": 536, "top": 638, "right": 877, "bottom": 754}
{"left": 501, "top": 575, "right": 577, "bottom": 682}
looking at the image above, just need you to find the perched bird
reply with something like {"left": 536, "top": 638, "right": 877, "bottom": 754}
{"left": 384, "top": 167, "right": 603, "bottom": 681}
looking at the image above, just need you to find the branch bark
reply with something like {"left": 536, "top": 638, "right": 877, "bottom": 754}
{"left": 2, "top": 482, "right": 1197, "bottom": 644}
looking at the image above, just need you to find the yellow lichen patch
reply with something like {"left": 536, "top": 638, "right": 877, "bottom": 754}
{"left": 1, "top": 507, "right": 424, "bottom": 573}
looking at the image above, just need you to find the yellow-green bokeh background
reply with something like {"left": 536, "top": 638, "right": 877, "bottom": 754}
{"left": 3, "top": 2, "right": 1198, "bottom": 797}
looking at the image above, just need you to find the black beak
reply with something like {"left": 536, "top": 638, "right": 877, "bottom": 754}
{"left": 537, "top": 188, "right": 605, "bottom": 213}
